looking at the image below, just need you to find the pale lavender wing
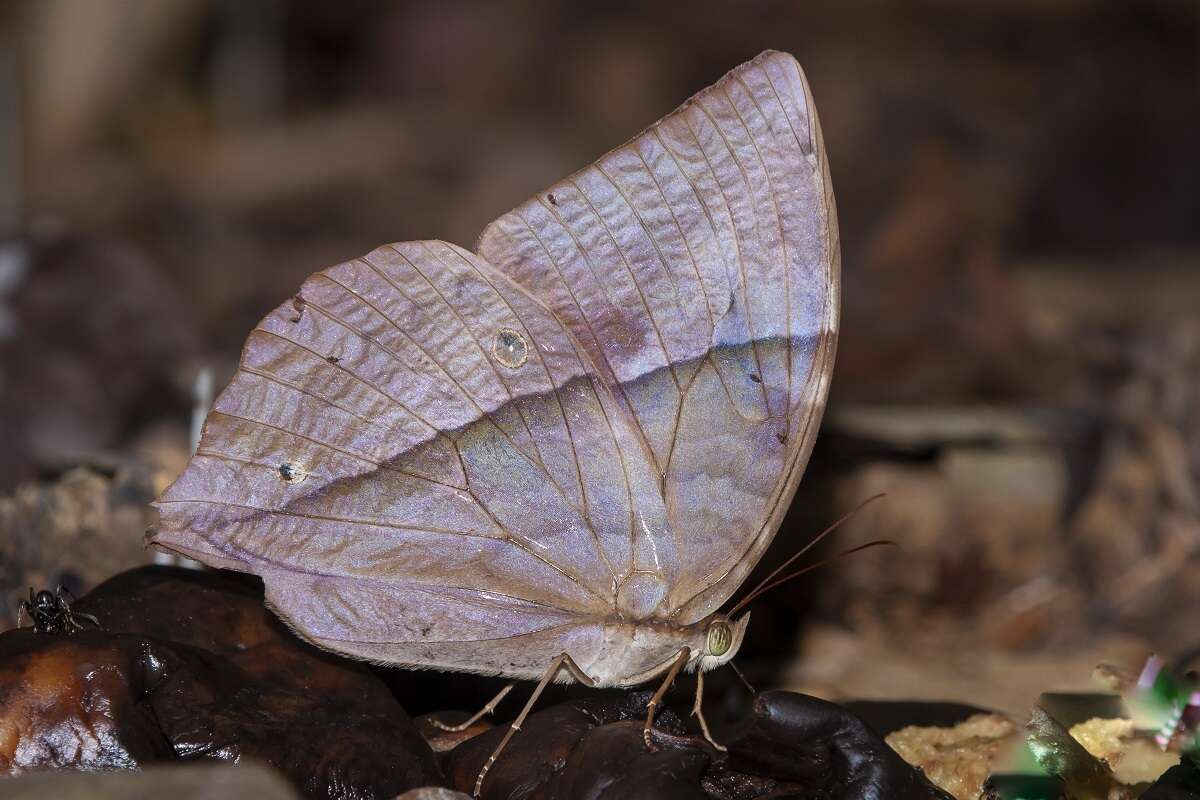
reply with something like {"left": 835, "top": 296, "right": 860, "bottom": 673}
{"left": 476, "top": 51, "right": 840, "bottom": 622}
{"left": 152, "top": 239, "right": 675, "bottom": 664}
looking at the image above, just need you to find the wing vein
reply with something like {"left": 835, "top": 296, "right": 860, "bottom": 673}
{"left": 158, "top": 495, "right": 500, "bottom": 540}
{"left": 347, "top": 257, "right": 570, "bottom": 495}
{"left": 236, "top": 365, "right": 395, "bottom": 452}
{"left": 447, "top": 245, "right": 629, "bottom": 582}
{"left": 191, "top": 447, "right": 460, "bottom": 493}
{"left": 496, "top": 217, "right": 654, "bottom": 579}
{"left": 205, "top": 409, "right": 466, "bottom": 491}
{"left": 506, "top": 212, "right": 662, "bottom": 479}
{"left": 412, "top": 242, "right": 558, "bottom": 481}
{"left": 435, "top": 243, "right": 600, "bottom": 515}
{"left": 563, "top": 174, "right": 685, "bottom": 401}
{"left": 679, "top": 105, "right": 771, "bottom": 413}
{"left": 724, "top": 79, "right": 793, "bottom": 416}
{"left": 592, "top": 160, "right": 695, "bottom": 343}
{"left": 252, "top": 327, "right": 435, "bottom": 434}
{"left": 620, "top": 147, "right": 716, "bottom": 330}
{"left": 319, "top": 266, "right": 566, "bottom": 498}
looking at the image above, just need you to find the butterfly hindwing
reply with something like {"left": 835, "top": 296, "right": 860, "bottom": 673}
{"left": 153, "top": 240, "right": 677, "bottom": 659}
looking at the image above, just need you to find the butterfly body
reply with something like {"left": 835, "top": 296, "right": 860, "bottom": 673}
{"left": 276, "top": 605, "right": 748, "bottom": 687}
{"left": 151, "top": 53, "right": 838, "bottom": 776}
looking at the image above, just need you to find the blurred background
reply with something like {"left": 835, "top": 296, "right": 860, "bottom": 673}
{"left": 0, "top": 0, "right": 1196, "bottom": 715}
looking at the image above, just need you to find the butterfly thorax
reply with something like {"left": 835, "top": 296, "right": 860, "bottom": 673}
{"left": 583, "top": 612, "right": 749, "bottom": 688}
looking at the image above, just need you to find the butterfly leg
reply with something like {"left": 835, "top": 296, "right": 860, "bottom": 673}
{"left": 691, "top": 668, "right": 727, "bottom": 751}
{"left": 643, "top": 647, "right": 690, "bottom": 751}
{"left": 473, "top": 653, "right": 595, "bottom": 797}
{"left": 430, "top": 683, "right": 514, "bottom": 732}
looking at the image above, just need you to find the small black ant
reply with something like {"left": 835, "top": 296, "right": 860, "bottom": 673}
{"left": 16, "top": 587, "right": 100, "bottom": 634}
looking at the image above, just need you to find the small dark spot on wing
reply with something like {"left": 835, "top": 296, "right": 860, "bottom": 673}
{"left": 748, "top": 373, "right": 762, "bottom": 383}
{"left": 547, "top": 193, "right": 558, "bottom": 206}
{"left": 290, "top": 295, "right": 307, "bottom": 323}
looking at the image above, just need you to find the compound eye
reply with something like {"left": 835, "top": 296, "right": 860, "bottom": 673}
{"left": 706, "top": 621, "right": 732, "bottom": 657}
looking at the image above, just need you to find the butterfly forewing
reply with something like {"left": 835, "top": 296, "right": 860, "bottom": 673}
{"left": 152, "top": 49, "right": 837, "bottom": 677}
{"left": 477, "top": 50, "right": 838, "bottom": 621}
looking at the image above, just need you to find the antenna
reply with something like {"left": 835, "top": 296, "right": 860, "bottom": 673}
{"left": 726, "top": 494, "right": 886, "bottom": 616}
{"left": 727, "top": 540, "right": 896, "bottom": 617}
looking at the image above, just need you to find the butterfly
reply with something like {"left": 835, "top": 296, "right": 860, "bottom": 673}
{"left": 151, "top": 49, "right": 840, "bottom": 794}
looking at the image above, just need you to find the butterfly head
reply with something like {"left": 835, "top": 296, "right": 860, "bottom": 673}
{"left": 696, "top": 612, "right": 750, "bottom": 671}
